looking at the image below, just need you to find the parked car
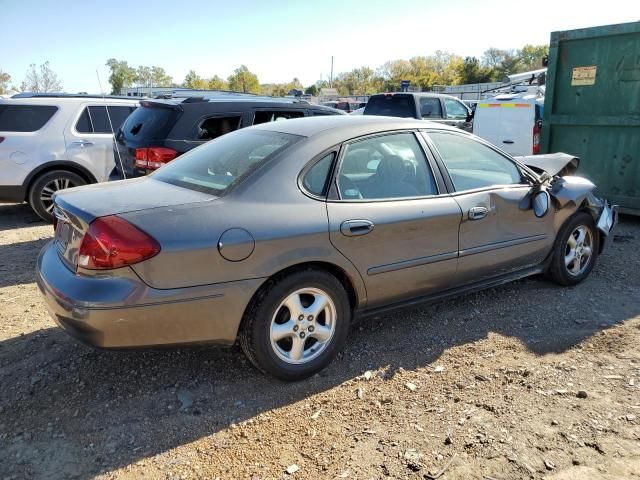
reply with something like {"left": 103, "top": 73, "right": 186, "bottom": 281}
{"left": 472, "top": 93, "right": 544, "bottom": 156}
{"left": 111, "top": 96, "right": 343, "bottom": 179}
{"left": 0, "top": 94, "right": 139, "bottom": 221}
{"left": 350, "top": 107, "right": 365, "bottom": 115}
{"left": 38, "top": 116, "right": 617, "bottom": 381}
{"left": 321, "top": 100, "right": 364, "bottom": 113}
{"left": 363, "top": 92, "right": 473, "bottom": 132}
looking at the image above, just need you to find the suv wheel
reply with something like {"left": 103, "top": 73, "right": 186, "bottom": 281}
{"left": 240, "top": 268, "right": 351, "bottom": 381}
{"left": 28, "top": 170, "right": 86, "bottom": 222}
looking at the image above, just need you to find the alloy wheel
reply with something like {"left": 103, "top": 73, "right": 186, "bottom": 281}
{"left": 564, "top": 225, "right": 593, "bottom": 276}
{"left": 40, "top": 178, "right": 76, "bottom": 213}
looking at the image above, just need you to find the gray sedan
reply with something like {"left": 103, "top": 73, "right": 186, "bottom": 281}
{"left": 36, "top": 116, "right": 617, "bottom": 380}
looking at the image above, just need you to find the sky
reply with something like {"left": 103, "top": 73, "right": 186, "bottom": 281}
{"left": 1, "top": 0, "right": 638, "bottom": 93}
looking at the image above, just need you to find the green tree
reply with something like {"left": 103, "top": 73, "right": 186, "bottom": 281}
{"left": 182, "top": 70, "right": 208, "bottom": 89}
{"left": 457, "top": 57, "right": 493, "bottom": 84}
{"left": 0, "top": 70, "right": 11, "bottom": 94}
{"left": 208, "top": 75, "right": 227, "bottom": 90}
{"left": 136, "top": 66, "right": 152, "bottom": 87}
{"left": 151, "top": 66, "right": 172, "bottom": 87}
{"left": 227, "top": 65, "right": 260, "bottom": 94}
{"left": 106, "top": 59, "right": 136, "bottom": 95}
{"left": 22, "top": 61, "right": 62, "bottom": 92}
{"left": 517, "top": 44, "right": 549, "bottom": 71}
{"left": 304, "top": 84, "right": 318, "bottom": 96}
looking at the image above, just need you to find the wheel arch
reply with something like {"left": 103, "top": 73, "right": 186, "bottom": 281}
{"left": 23, "top": 161, "right": 98, "bottom": 199}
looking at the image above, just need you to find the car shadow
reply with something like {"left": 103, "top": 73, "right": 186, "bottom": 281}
{"left": 0, "top": 238, "right": 50, "bottom": 288}
{"left": 0, "top": 203, "right": 45, "bottom": 232}
{"left": 0, "top": 217, "right": 638, "bottom": 478}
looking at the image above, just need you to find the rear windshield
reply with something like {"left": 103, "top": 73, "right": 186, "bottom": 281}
{"left": 364, "top": 95, "right": 415, "bottom": 117}
{"left": 153, "top": 129, "right": 300, "bottom": 196}
{"left": 0, "top": 104, "right": 58, "bottom": 132}
{"left": 121, "top": 104, "right": 179, "bottom": 141}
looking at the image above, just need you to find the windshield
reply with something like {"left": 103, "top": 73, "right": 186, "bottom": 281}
{"left": 153, "top": 129, "right": 300, "bottom": 196}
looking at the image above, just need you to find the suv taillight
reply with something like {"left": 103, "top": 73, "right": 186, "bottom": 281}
{"left": 533, "top": 121, "right": 542, "bottom": 154}
{"left": 135, "top": 147, "right": 177, "bottom": 170}
{"left": 78, "top": 216, "right": 160, "bottom": 270}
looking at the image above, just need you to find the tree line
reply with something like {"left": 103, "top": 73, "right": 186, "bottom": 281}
{"left": 0, "top": 44, "right": 547, "bottom": 97}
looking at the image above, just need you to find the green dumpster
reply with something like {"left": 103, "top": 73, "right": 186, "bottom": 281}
{"left": 542, "top": 21, "right": 640, "bottom": 214}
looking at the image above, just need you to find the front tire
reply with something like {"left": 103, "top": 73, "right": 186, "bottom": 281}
{"left": 240, "top": 268, "right": 351, "bottom": 381}
{"left": 28, "top": 170, "right": 86, "bottom": 222}
{"left": 548, "top": 212, "right": 599, "bottom": 286}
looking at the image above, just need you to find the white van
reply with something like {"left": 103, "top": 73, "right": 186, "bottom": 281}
{"left": 472, "top": 93, "right": 543, "bottom": 156}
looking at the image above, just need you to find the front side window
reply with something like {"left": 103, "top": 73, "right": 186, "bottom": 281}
{"left": 197, "top": 115, "right": 241, "bottom": 140}
{"left": 444, "top": 99, "right": 469, "bottom": 120}
{"left": 153, "top": 130, "right": 299, "bottom": 196}
{"left": 0, "top": 105, "right": 58, "bottom": 132}
{"left": 337, "top": 132, "right": 437, "bottom": 200}
{"left": 428, "top": 132, "right": 523, "bottom": 191}
{"left": 420, "top": 98, "right": 443, "bottom": 119}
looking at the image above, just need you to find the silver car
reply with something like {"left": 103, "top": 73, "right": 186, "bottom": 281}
{"left": 36, "top": 116, "right": 617, "bottom": 380}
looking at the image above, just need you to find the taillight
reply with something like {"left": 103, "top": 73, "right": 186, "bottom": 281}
{"left": 135, "top": 147, "right": 177, "bottom": 170}
{"left": 78, "top": 216, "right": 160, "bottom": 270}
{"left": 533, "top": 121, "right": 542, "bottom": 154}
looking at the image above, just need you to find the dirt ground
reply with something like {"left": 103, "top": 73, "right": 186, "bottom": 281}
{"left": 0, "top": 202, "right": 639, "bottom": 480}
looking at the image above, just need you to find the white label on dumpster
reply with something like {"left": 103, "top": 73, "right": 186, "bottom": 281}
{"left": 571, "top": 66, "right": 597, "bottom": 86}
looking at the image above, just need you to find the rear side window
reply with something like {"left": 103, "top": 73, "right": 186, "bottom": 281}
{"left": 253, "top": 110, "right": 305, "bottom": 124}
{"left": 76, "top": 106, "right": 135, "bottom": 134}
{"left": 0, "top": 105, "right": 58, "bottom": 132}
{"left": 197, "top": 115, "right": 241, "bottom": 140}
{"left": 364, "top": 95, "right": 415, "bottom": 117}
{"left": 420, "top": 98, "right": 443, "bottom": 119}
{"left": 302, "top": 153, "right": 335, "bottom": 197}
{"left": 121, "top": 105, "right": 179, "bottom": 142}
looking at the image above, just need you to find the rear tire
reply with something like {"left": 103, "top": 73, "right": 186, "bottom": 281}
{"left": 28, "top": 170, "right": 86, "bottom": 222}
{"left": 547, "top": 212, "right": 599, "bottom": 286}
{"left": 240, "top": 268, "right": 351, "bottom": 381}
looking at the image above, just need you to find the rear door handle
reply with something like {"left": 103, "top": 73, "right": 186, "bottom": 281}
{"left": 340, "top": 219, "right": 374, "bottom": 237}
{"left": 469, "top": 206, "right": 488, "bottom": 220}
{"left": 502, "top": 140, "right": 514, "bottom": 144}
{"left": 69, "top": 140, "right": 94, "bottom": 148}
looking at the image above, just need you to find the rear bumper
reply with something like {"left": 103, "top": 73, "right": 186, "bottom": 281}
{"left": 36, "top": 240, "right": 264, "bottom": 348}
{"left": 0, "top": 185, "right": 26, "bottom": 202}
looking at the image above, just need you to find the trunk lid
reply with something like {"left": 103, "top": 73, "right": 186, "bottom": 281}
{"left": 53, "top": 178, "right": 215, "bottom": 269}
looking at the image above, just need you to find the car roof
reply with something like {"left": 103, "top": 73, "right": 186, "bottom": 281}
{"left": 141, "top": 98, "right": 342, "bottom": 114}
{"left": 369, "top": 92, "right": 464, "bottom": 101}
{"left": 1, "top": 96, "right": 138, "bottom": 105}
{"left": 250, "top": 114, "right": 460, "bottom": 137}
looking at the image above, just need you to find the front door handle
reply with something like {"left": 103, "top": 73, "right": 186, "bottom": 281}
{"left": 340, "top": 219, "right": 374, "bottom": 237}
{"left": 502, "top": 140, "right": 514, "bottom": 144}
{"left": 469, "top": 206, "right": 488, "bottom": 220}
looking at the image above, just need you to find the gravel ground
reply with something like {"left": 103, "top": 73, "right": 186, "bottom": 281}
{"left": 0, "top": 202, "right": 639, "bottom": 480}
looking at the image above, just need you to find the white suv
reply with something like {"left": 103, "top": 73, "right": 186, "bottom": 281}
{"left": 0, "top": 94, "right": 139, "bottom": 221}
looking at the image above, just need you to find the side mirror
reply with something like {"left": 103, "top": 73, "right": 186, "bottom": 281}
{"left": 533, "top": 190, "right": 550, "bottom": 218}
{"left": 466, "top": 110, "right": 474, "bottom": 123}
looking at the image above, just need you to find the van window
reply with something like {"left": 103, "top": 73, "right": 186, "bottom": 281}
{"left": 197, "top": 115, "right": 242, "bottom": 140}
{"left": 253, "top": 110, "right": 304, "bottom": 124}
{"left": 0, "top": 105, "right": 58, "bottom": 132}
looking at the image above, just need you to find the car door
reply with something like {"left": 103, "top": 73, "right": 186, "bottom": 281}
{"left": 424, "top": 130, "right": 555, "bottom": 285}
{"left": 65, "top": 103, "right": 136, "bottom": 182}
{"left": 326, "top": 131, "right": 462, "bottom": 308}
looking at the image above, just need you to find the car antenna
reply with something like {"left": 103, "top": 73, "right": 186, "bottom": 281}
{"left": 96, "top": 69, "right": 127, "bottom": 179}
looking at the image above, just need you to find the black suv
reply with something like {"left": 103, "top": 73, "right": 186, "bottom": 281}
{"left": 111, "top": 96, "right": 343, "bottom": 179}
{"left": 363, "top": 93, "right": 473, "bottom": 132}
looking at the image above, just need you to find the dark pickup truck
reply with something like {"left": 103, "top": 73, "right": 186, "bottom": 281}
{"left": 363, "top": 92, "right": 473, "bottom": 132}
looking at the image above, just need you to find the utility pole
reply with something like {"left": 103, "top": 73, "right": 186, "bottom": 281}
{"left": 330, "top": 56, "right": 334, "bottom": 88}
